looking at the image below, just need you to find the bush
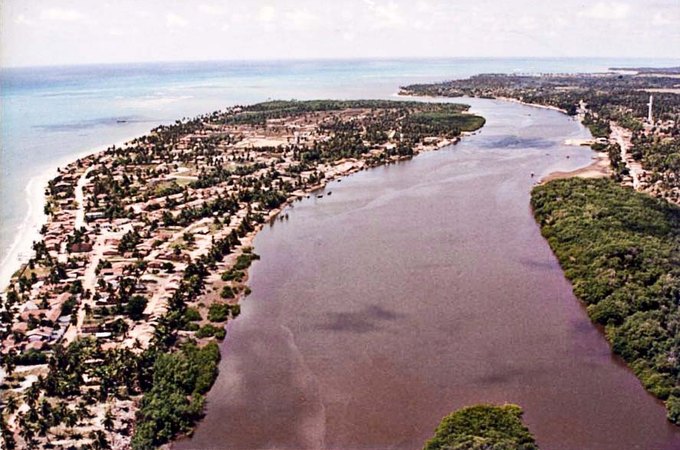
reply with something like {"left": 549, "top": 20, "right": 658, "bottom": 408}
{"left": 668, "top": 395, "right": 680, "bottom": 424}
{"left": 208, "top": 302, "right": 229, "bottom": 322}
{"left": 233, "top": 252, "right": 260, "bottom": 271}
{"left": 184, "top": 307, "right": 202, "bottom": 322}
{"left": 196, "top": 324, "right": 226, "bottom": 340}
{"left": 220, "top": 286, "right": 235, "bottom": 299}
{"left": 12, "top": 349, "right": 48, "bottom": 366}
{"left": 132, "top": 343, "right": 220, "bottom": 449}
{"left": 221, "top": 269, "right": 245, "bottom": 282}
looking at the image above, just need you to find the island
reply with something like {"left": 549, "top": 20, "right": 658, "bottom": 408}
{"left": 402, "top": 69, "right": 680, "bottom": 424}
{"left": 0, "top": 99, "right": 485, "bottom": 449}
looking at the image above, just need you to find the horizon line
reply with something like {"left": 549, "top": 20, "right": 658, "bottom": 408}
{"left": 3, "top": 55, "right": 680, "bottom": 71}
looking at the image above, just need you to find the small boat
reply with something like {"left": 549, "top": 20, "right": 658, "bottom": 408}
{"left": 327, "top": 191, "right": 332, "bottom": 196}
{"left": 317, "top": 194, "right": 323, "bottom": 198}
{"left": 530, "top": 172, "right": 535, "bottom": 178}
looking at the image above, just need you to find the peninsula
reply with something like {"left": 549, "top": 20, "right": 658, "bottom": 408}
{"left": 0, "top": 99, "right": 485, "bottom": 449}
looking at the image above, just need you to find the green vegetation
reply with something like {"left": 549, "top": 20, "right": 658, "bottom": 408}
{"left": 132, "top": 342, "right": 220, "bottom": 449}
{"left": 184, "top": 307, "right": 202, "bottom": 322}
{"left": 531, "top": 178, "right": 680, "bottom": 423}
{"left": 118, "top": 229, "right": 141, "bottom": 254}
{"left": 207, "top": 302, "right": 240, "bottom": 322}
{"left": 221, "top": 269, "right": 246, "bottom": 282}
{"left": 403, "top": 111, "right": 485, "bottom": 138}
{"left": 195, "top": 324, "right": 226, "bottom": 340}
{"left": 582, "top": 113, "right": 611, "bottom": 138}
{"left": 222, "top": 99, "right": 470, "bottom": 126}
{"left": 424, "top": 404, "right": 538, "bottom": 450}
{"left": 220, "top": 285, "right": 236, "bottom": 299}
{"left": 126, "top": 295, "right": 148, "bottom": 321}
{"left": 233, "top": 251, "right": 260, "bottom": 271}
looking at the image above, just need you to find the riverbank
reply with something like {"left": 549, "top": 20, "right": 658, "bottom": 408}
{"left": 532, "top": 177, "right": 680, "bottom": 425}
{"left": 540, "top": 151, "right": 611, "bottom": 183}
{"left": 496, "top": 96, "right": 567, "bottom": 114}
{"left": 1, "top": 100, "right": 485, "bottom": 449}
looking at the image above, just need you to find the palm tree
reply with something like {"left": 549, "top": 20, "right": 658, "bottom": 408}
{"left": 4, "top": 395, "right": 19, "bottom": 415}
{"left": 23, "top": 383, "right": 40, "bottom": 407}
{"left": 0, "top": 415, "right": 17, "bottom": 450}
{"left": 103, "top": 408, "right": 115, "bottom": 431}
{"left": 89, "top": 430, "right": 111, "bottom": 450}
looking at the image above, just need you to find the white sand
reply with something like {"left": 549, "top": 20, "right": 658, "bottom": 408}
{"left": 1, "top": 134, "right": 143, "bottom": 292}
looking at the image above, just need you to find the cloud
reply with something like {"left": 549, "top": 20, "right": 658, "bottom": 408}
{"left": 258, "top": 5, "right": 276, "bottom": 22}
{"left": 14, "top": 14, "right": 36, "bottom": 26}
{"left": 284, "top": 9, "right": 318, "bottom": 30}
{"left": 199, "top": 3, "right": 228, "bottom": 16}
{"left": 364, "top": 1, "right": 406, "bottom": 29}
{"left": 652, "top": 10, "right": 678, "bottom": 26}
{"left": 40, "top": 8, "right": 86, "bottom": 22}
{"left": 166, "top": 12, "right": 188, "bottom": 28}
{"left": 107, "top": 27, "right": 126, "bottom": 37}
{"left": 581, "top": 2, "right": 631, "bottom": 20}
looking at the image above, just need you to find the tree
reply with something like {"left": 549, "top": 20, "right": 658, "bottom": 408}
{"left": 126, "top": 295, "right": 148, "bottom": 321}
{"left": 424, "top": 404, "right": 538, "bottom": 450}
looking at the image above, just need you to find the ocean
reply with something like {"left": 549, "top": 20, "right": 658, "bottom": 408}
{"left": 1, "top": 57, "right": 679, "bottom": 286}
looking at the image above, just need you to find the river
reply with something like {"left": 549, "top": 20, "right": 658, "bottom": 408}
{"left": 175, "top": 97, "right": 680, "bottom": 450}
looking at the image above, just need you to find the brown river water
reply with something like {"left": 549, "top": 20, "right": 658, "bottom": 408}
{"left": 176, "top": 98, "right": 680, "bottom": 450}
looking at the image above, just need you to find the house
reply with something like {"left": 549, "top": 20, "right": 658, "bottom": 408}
{"left": 85, "top": 211, "right": 105, "bottom": 221}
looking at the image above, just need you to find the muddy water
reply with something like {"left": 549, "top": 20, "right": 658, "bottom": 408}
{"left": 176, "top": 98, "right": 680, "bottom": 450}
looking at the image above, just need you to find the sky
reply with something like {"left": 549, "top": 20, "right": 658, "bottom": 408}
{"left": 1, "top": 0, "right": 679, "bottom": 67}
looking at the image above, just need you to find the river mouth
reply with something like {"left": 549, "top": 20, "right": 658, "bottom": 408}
{"left": 175, "top": 97, "right": 680, "bottom": 450}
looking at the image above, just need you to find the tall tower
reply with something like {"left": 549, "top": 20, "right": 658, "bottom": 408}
{"left": 648, "top": 95, "right": 654, "bottom": 124}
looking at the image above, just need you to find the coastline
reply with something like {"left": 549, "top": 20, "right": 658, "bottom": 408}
{"left": 0, "top": 134, "right": 153, "bottom": 293}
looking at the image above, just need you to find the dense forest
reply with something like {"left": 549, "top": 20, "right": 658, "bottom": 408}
{"left": 531, "top": 178, "right": 680, "bottom": 423}
{"left": 423, "top": 404, "right": 538, "bottom": 450}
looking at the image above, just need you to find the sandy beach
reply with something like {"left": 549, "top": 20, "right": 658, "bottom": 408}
{"left": 0, "top": 134, "right": 146, "bottom": 292}
{"left": 540, "top": 151, "right": 611, "bottom": 183}
{"left": 496, "top": 96, "right": 568, "bottom": 114}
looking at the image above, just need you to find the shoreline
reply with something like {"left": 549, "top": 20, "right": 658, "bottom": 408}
{"left": 0, "top": 133, "right": 154, "bottom": 293}
{"left": 495, "top": 96, "right": 568, "bottom": 114}
{"left": 539, "top": 151, "right": 611, "bottom": 183}
{"left": 480, "top": 95, "right": 610, "bottom": 182}
{"left": 399, "top": 91, "right": 608, "bottom": 183}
